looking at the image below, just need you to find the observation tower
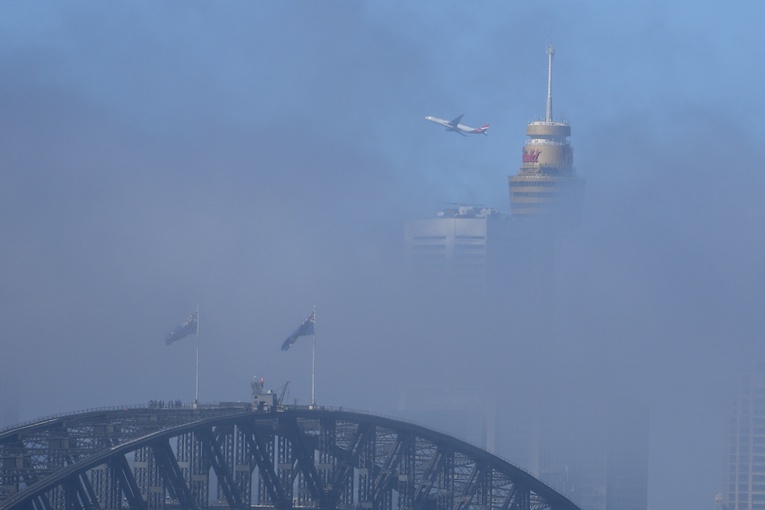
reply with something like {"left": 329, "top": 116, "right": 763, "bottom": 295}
{"left": 509, "top": 45, "right": 585, "bottom": 226}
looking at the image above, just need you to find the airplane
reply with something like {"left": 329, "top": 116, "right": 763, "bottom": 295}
{"left": 425, "top": 114, "right": 489, "bottom": 136}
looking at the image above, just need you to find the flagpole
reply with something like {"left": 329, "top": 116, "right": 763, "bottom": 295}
{"left": 311, "top": 305, "right": 316, "bottom": 408}
{"left": 194, "top": 304, "right": 200, "bottom": 409}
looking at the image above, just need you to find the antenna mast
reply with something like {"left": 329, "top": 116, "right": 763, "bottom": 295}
{"left": 545, "top": 44, "right": 555, "bottom": 122}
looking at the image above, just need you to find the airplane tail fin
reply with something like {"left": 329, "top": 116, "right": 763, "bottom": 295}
{"left": 474, "top": 124, "right": 490, "bottom": 136}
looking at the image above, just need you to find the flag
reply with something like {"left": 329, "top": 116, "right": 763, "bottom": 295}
{"left": 165, "top": 311, "right": 198, "bottom": 345}
{"left": 281, "top": 311, "right": 315, "bottom": 351}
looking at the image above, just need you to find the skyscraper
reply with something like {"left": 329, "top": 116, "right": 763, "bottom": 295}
{"left": 722, "top": 365, "right": 765, "bottom": 510}
{"left": 509, "top": 44, "right": 585, "bottom": 227}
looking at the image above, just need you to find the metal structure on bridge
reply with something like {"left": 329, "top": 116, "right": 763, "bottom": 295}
{"left": 0, "top": 405, "right": 581, "bottom": 510}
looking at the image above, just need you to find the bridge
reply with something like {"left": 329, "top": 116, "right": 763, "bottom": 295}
{"left": 0, "top": 404, "right": 581, "bottom": 510}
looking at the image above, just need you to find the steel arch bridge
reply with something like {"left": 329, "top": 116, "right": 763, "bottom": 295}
{"left": 0, "top": 405, "right": 581, "bottom": 510}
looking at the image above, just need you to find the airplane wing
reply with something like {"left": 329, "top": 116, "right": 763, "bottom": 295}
{"left": 449, "top": 114, "right": 465, "bottom": 127}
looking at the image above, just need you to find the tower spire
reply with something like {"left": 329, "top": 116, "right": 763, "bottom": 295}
{"left": 545, "top": 44, "right": 554, "bottom": 123}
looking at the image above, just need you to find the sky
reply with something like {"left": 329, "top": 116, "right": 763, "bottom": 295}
{"left": 1, "top": 2, "right": 765, "bottom": 510}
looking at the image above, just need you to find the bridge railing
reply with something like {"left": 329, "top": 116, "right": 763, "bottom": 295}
{"left": 2, "top": 401, "right": 512, "bottom": 461}
{"left": 0, "top": 403, "right": 150, "bottom": 433}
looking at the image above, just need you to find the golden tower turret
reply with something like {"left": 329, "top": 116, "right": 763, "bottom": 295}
{"left": 509, "top": 45, "right": 585, "bottom": 226}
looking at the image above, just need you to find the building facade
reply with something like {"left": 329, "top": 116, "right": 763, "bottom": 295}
{"left": 404, "top": 206, "right": 521, "bottom": 287}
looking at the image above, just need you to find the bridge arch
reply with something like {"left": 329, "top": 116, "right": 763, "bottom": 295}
{"left": 0, "top": 407, "right": 580, "bottom": 510}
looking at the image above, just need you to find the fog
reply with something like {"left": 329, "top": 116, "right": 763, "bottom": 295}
{"left": 1, "top": 3, "right": 764, "bottom": 510}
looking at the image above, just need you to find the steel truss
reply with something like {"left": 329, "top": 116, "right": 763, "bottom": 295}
{"left": 0, "top": 408, "right": 580, "bottom": 510}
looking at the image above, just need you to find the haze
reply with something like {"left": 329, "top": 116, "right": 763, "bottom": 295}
{"left": 1, "top": 3, "right": 764, "bottom": 510}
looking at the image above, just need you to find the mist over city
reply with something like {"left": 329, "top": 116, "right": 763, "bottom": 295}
{"left": 1, "top": 3, "right": 764, "bottom": 510}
